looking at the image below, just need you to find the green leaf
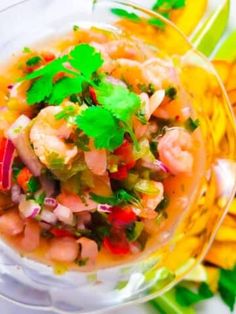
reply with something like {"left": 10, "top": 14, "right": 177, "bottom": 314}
{"left": 175, "top": 283, "right": 213, "bottom": 307}
{"left": 75, "top": 106, "right": 124, "bottom": 151}
{"left": 111, "top": 8, "right": 141, "bottom": 22}
{"left": 152, "top": 0, "right": 185, "bottom": 11}
{"left": 150, "top": 288, "right": 196, "bottom": 314}
{"left": 185, "top": 118, "right": 200, "bottom": 132}
{"left": 91, "top": 189, "right": 139, "bottom": 206}
{"left": 26, "top": 75, "right": 53, "bottom": 105}
{"left": 26, "top": 56, "right": 42, "bottom": 67}
{"left": 165, "top": 86, "right": 177, "bottom": 100}
{"left": 148, "top": 12, "right": 170, "bottom": 29}
{"left": 95, "top": 81, "right": 141, "bottom": 123}
{"left": 191, "top": 0, "right": 230, "bottom": 57}
{"left": 27, "top": 177, "right": 40, "bottom": 193}
{"left": 218, "top": 266, "right": 236, "bottom": 312}
{"left": 69, "top": 44, "right": 103, "bottom": 79}
{"left": 126, "top": 221, "right": 144, "bottom": 241}
{"left": 48, "top": 77, "right": 83, "bottom": 105}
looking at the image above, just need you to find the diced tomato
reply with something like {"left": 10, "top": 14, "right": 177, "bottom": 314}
{"left": 89, "top": 87, "right": 97, "bottom": 104}
{"left": 110, "top": 165, "right": 129, "bottom": 180}
{"left": 42, "top": 51, "right": 55, "bottom": 62}
{"left": 114, "top": 140, "right": 134, "bottom": 164}
{"left": 103, "top": 234, "right": 130, "bottom": 255}
{"left": 108, "top": 207, "right": 136, "bottom": 226}
{"left": 17, "top": 167, "right": 32, "bottom": 192}
{"left": 51, "top": 228, "right": 74, "bottom": 238}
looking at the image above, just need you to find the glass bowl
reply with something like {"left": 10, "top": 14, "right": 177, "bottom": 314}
{"left": 0, "top": 0, "right": 235, "bottom": 313}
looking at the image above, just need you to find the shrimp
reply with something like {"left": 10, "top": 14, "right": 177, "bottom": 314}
{"left": 57, "top": 192, "right": 97, "bottom": 213}
{"left": 158, "top": 128, "right": 193, "bottom": 175}
{"left": 77, "top": 237, "right": 98, "bottom": 265}
{"left": 30, "top": 106, "right": 78, "bottom": 170}
{"left": 0, "top": 210, "right": 24, "bottom": 236}
{"left": 21, "top": 220, "right": 40, "bottom": 252}
{"left": 84, "top": 146, "right": 107, "bottom": 176}
{"left": 48, "top": 237, "right": 79, "bottom": 263}
{"left": 140, "top": 90, "right": 165, "bottom": 121}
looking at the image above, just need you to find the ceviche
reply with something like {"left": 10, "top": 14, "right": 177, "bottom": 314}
{"left": 0, "top": 24, "right": 205, "bottom": 270}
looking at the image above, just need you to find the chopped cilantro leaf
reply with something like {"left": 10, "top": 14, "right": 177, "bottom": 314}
{"left": 126, "top": 221, "right": 144, "bottom": 242}
{"left": 48, "top": 76, "right": 83, "bottom": 105}
{"left": 26, "top": 56, "right": 42, "bottom": 67}
{"left": 152, "top": 0, "right": 185, "bottom": 11}
{"left": 111, "top": 8, "right": 141, "bottom": 22}
{"left": 23, "top": 47, "right": 32, "bottom": 53}
{"left": 75, "top": 134, "right": 90, "bottom": 152}
{"left": 73, "top": 25, "right": 80, "bottom": 31}
{"left": 136, "top": 110, "right": 147, "bottom": 125}
{"left": 55, "top": 105, "right": 76, "bottom": 121}
{"left": 95, "top": 81, "right": 141, "bottom": 123}
{"left": 75, "top": 257, "right": 89, "bottom": 266}
{"left": 35, "top": 192, "right": 46, "bottom": 206}
{"left": 175, "top": 282, "right": 213, "bottom": 307}
{"left": 91, "top": 189, "right": 140, "bottom": 206}
{"left": 165, "top": 86, "right": 177, "bottom": 99}
{"left": 75, "top": 106, "right": 124, "bottom": 151}
{"left": 27, "top": 74, "right": 53, "bottom": 105}
{"left": 185, "top": 117, "right": 200, "bottom": 132}
{"left": 69, "top": 44, "right": 104, "bottom": 79}
{"left": 148, "top": 12, "right": 170, "bottom": 29}
{"left": 138, "top": 83, "right": 155, "bottom": 96}
{"left": 27, "top": 177, "right": 40, "bottom": 193}
{"left": 155, "top": 195, "right": 169, "bottom": 212}
{"left": 218, "top": 266, "right": 236, "bottom": 312}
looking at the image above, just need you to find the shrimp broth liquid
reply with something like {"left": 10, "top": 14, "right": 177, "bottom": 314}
{"left": 0, "top": 20, "right": 206, "bottom": 270}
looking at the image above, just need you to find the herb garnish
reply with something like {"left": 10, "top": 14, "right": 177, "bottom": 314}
{"left": 126, "top": 221, "right": 144, "bottom": 241}
{"left": 26, "top": 56, "right": 42, "bottom": 67}
{"left": 111, "top": 8, "right": 141, "bottom": 22}
{"left": 91, "top": 189, "right": 140, "bottom": 207}
{"left": 165, "top": 86, "right": 177, "bottom": 99}
{"left": 185, "top": 117, "right": 200, "bottom": 132}
{"left": 20, "top": 44, "right": 103, "bottom": 105}
{"left": 218, "top": 266, "right": 236, "bottom": 311}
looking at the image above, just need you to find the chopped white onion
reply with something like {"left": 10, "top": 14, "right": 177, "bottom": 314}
{"left": 54, "top": 204, "right": 74, "bottom": 225}
{"left": 44, "top": 197, "right": 57, "bottom": 209}
{"left": 40, "top": 209, "right": 57, "bottom": 225}
{"left": 19, "top": 196, "right": 41, "bottom": 219}
{"left": 11, "top": 184, "right": 22, "bottom": 203}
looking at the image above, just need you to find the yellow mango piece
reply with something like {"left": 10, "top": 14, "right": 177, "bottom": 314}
{"left": 226, "top": 62, "right": 236, "bottom": 91}
{"left": 205, "top": 266, "right": 219, "bottom": 293}
{"left": 215, "top": 225, "right": 236, "bottom": 242}
{"left": 229, "top": 198, "right": 236, "bottom": 215}
{"left": 212, "top": 60, "right": 230, "bottom": 84}
{"left": 228, "top": 89, "right": 236, "bottom": 107}
{"left": 172, "top": 0, "right": 208, "bottom": 35}
{"left": 205, "top": 241, "right": 236, "bottom": 269}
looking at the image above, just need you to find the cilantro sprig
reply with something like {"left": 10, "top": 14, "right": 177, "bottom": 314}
{"left": 91, "top": 189, "right": 140, "bottom": 207}
{"left": 20, "top": 44, "right": 103, "bottom": 105}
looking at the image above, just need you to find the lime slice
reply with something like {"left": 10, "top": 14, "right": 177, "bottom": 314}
{"left": 185, "top": 264, "right": 208, "bottom": 282}
{"left": 191, "top": 0, "right": 230, "bottom": 57}
{"left": 214, "top": 30, "right": 236, "bottom": 61}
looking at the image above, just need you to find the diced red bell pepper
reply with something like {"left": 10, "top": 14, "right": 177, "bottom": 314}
{"left": 51, "top": 228, "right": 74, "bottom": 238}
{"left": 42, "top": 51, "right": 56, "bottom": 62}
{"left": 114, "top": 140, "right": 134, "bottom": 165}
{"left": 110, "top": 165, "right": 129, "bottom": 180}
{"left": 108, "top": 207, "right": 136, "bottom": 226}
{"left": 103, "top": 235, "right": 130, "bottom": 255}
{"left": 89, "top": 87, "right": 97, "bottom": 104}
{"left": 17, "top": 167, "right": 32, "bottom": 192}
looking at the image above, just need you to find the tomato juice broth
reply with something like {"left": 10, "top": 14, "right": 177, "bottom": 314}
{"left": 0, "top": 21, "right": 207, "bottom": 271}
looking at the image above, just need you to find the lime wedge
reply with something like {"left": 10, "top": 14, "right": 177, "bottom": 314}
{"left": 214, "top": 30, "right": 236, "bottom": 60}
{"left": 191, "top": 0, "right": 230, "bottom": 57}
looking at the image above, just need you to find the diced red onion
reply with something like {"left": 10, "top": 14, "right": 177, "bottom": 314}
{"left": 7, "top": 84, "right": 14, "bottom": 90}
{"left": 142, "top": 159, "right": 170, "bottom": 173}
{"left": 7, "top": 115, "right": 42, "bottom": 177}
{"left": 11, "top": 184, "right": 22, "bottom": 203}
{"left": 40, "top": 209, "right": 57, "bottom": 225}
{"left": 19, "top": 196, "right": 41, "bottom": 219}
{"left": 54, "top": 203, "right": 74, "bottom": 225}
{"left": 97, "top": 204, "right": 112, "bottom": 213}
{"left": 0, "top": 139, "right": 15, "bottom": 190}
{"left": 40, "top": 175, "right": 56, "bottom": 197}
{"left": 44, "top": 197, "right": 57, "bottom": 209}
